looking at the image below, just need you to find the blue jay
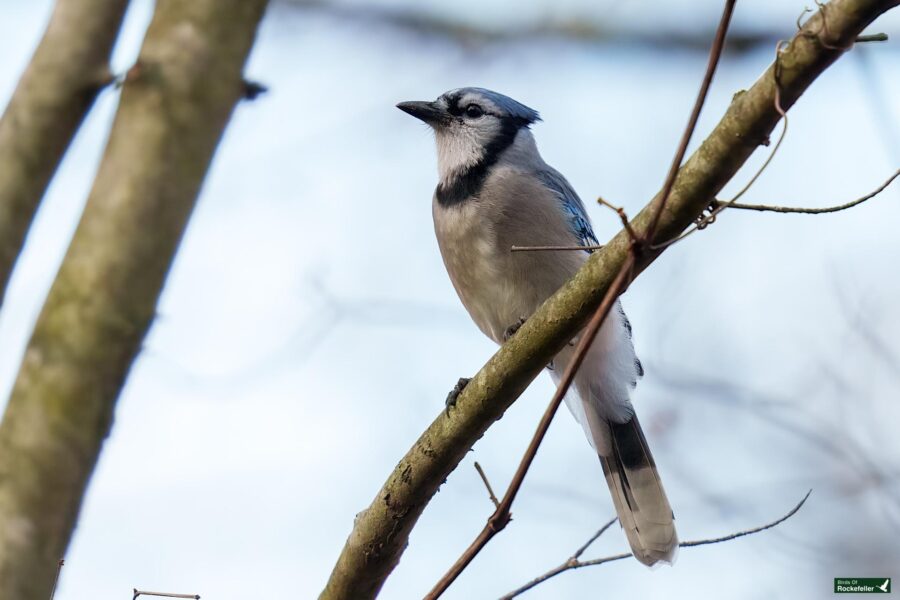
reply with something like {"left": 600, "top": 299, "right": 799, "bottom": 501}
{"left": 398, "top": 87, "right": 677, "bottom": 566}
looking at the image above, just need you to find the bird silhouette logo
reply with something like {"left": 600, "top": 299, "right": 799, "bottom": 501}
{"left": 878, "top": 579, "right": 890, "bottom": 593}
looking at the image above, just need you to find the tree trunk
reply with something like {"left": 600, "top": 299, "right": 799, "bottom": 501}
{"left": 0, "top": 1, "right": 269, "bottom": 598}
{"left": 0, "top": 0, "right": 130, "bottom": 306}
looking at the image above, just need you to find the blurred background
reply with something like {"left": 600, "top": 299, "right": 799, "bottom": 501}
{"left": 1, "top": 0, "right": 898, "bottom": 598}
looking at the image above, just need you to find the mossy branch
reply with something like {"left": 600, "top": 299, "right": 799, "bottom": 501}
{"left": 0, "top": 1, "right": 269, "bottom": 598}
{"left": 0, "top": 0, "right": 130, "bottom": 306}
{"left": 319, "top": 1, "right": 899, "bottom": 598}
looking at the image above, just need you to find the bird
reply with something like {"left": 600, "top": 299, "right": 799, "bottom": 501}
{"left": 397, "top": 87, "right": 677, "bottom": 566}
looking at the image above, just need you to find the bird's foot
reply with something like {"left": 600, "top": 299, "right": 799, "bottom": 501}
{"left": 445, "top": 377, "right": 471, "bottom": 413}
{"left": 503, "top": 316, "right": 528, "bottom": 342}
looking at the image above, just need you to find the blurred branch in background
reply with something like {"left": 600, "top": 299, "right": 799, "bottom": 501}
{"left": 0, "top": 0, "right": 130, "bottom": 307}
{"left": 320, "top": 1, "right": 900, "bottom": 598}
{"left": 0, "top": 1, "right": 269, "bottom": 598}
{"left": 280, "top": 0, "right": 893, "bottom": 51}
{"left": 280, "top": 0, "right": 773, "bottom": 51}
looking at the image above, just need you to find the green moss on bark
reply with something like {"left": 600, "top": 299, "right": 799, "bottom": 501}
{"left": 0, "top": 2, "right": 269, "bottom": 598}
{"left": 0, "top": 0, "right": 130, "bottom": 305}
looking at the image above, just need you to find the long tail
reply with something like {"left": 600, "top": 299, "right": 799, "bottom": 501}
{"left": 598, "top": 416, "right": 678, "bottom": 566}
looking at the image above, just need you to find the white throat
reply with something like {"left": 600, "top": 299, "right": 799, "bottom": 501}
{"left": 434, "top": 129, "right": 483, "bottom": 184}
{"left": 433, "top": 127, "right": 543, "bottom": 185}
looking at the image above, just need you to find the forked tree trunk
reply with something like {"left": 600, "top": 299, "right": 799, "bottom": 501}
{"left": 0, "top": 2, "right": 269, "bottom": 598}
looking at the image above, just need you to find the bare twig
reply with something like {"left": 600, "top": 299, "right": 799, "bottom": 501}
{"left": 48, "top": 560, "right": 63, "bottom": 600}
{"left": 711, "top": 168, "right": 900, "bottom": 214}
{"left": 571, "top": 518, "right": 619, "bottom": 559}
{"left": 501, "top": 491, "right": 812, "bottom": 599}
{"left": 511, "top": 244, "right": 605, "bottom": 252}
{"left": 645, "top": 0, "right": 737, "bottom": 245}
{"left": 474, "top": 462, "right": 500, "bottom": 509}
{"left": 856, "top": 32, "right": 888, "bottom": 42}
{"left": 497, "top": 518, "right": 620, "bottom": 600}
{"left": 133, "top": 591, "right": 200, "bottom": 600}
{"left": 597, "top": 197, "right": 639, "bottom": 241}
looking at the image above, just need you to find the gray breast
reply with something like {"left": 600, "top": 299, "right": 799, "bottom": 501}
{"left": 432, "top": 166, "right": 587, "bottom": 343}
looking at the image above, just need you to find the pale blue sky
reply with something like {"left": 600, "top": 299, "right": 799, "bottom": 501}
{"left": 1, "top": 1, "right": 899, "bottom": 598}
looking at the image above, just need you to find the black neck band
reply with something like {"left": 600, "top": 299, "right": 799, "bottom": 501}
{"left": 435, "top": 119, "right": 523, "bottom": 207}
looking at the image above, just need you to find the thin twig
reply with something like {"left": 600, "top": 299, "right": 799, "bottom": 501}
{"left": 494, "top": 519, "right": 618, "bottom": 600}
{"left": 856, "top": 32, "right": 888, "bottom": 42}
{"left": 501, "top": 491, "right": 811, "bottom": 599}
{"left": 511, "top": 244, "right": 605, "bottom": 253}
{"left": 597, "top": 197, "right": 639, "bottom": 241}
{"left": 133, "top": 591, "right": 200, "bottom": 600}
{"left": 645, "top": 0, "right": 737, "bottom": 245}
{"left": 711, "top": 168, "right": 900, "bottom": 214}
{"left": 679, "top": 489, "right": 811, "bottom": 548}
{"left": 48, "top": 560, "right": 64, "bottom": 600}
{"left": 425, "top": 254, "right": 637, "bottom": 600}
{"left": 474, "top": 462, "right": 500, "bottom": 509}
{"left": 572, "top": 518, "right": 618, "bottom": 560}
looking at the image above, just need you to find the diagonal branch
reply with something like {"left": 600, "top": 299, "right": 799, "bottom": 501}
{"left": 319, "top": 2, "right": 899, "bottom": 598}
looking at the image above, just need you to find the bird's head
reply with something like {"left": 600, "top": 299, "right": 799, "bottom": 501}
{"left": 397, "top": 87, "right": 541, "bottom": 182}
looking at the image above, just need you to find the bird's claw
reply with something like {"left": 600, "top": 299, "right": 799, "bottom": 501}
{"left": 445, "top": 377, "right": 471, "bottom": 413}
{"left": 503, "top": 316, "right": 528, "bottom": 342}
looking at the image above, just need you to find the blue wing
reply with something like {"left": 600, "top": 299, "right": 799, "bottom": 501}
{"left": 536, "top": 169, "right": 599, "bottom": 251}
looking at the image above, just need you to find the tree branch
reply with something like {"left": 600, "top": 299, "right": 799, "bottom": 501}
{"left": 319, "top": 2, "right": 898, "bottom": 598}
{"left": 710, "top": 168, "right": 900, "bottom": 213}
{"left": 0, "top": 2, "right": 269, "bottom": 598}
{"left": 501, "top": 491, "right": 811, "bottom": 599}
{"left": 0, "top": 0, "right": 130, "bottom": 306}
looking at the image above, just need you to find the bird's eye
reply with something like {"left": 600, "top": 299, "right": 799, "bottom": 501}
{"left": 465, "top": 104, "right": 484, "bottom": 118}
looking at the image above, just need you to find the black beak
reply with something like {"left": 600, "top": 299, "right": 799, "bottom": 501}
{"left": 396, "top": 100, "right": 448, "bottom": 126}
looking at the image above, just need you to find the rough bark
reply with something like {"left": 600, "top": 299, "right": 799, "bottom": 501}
{"left": 319, "top": 1, "right": 900, "bottom": 598}
{"left": 0, "top": 0, "right": 130, "bottom": 306}
{"left": 0, "top": 1, "right": 269, "bottom": 598}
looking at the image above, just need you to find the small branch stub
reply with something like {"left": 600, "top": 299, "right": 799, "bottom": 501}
{"left": 133, "top": 590, "right": 201, "bottom": 600}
